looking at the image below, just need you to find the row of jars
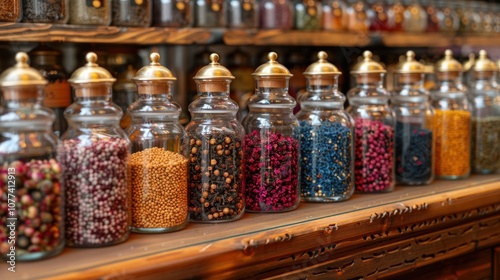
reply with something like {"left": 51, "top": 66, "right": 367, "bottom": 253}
{"left": 1, "top": 46, "right": 499, "bottom": 261}
{"left": 2, "top": 0, "right": 499, "bottom": 33}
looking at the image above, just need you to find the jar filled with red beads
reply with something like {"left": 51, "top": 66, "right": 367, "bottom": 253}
{"left": 62, "top": 52, "right": 131, "bottom": 247}
{"left": 186, "top": 53, "right": 245, "bottom": 223}
{"left": 0, "top": 52, "right": 64, "bottom": 260}
{"left": 430, "top": 50, "right": 470, "bottom": 179}
{"left": 127, "top": 52, "right": 189, "bottom": 232}
{"left": 242, "top": 52, "right": 300, "bottom": 212}
{"left": 347, "top": 51, "right": 395, "bottom": 193}
{"left": 391, "top": 51, "right": 434, "bottom": 185}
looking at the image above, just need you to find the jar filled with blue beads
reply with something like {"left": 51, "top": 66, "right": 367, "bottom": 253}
{"left": 296, "top": 51, "right": 354, "bottom": 202}
{"left": 391, "top": 50, "right": 434, "bottom": 185}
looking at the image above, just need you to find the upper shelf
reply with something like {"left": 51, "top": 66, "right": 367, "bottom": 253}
{"left": 0, "top": 23, "right": 498, "bottom": 47}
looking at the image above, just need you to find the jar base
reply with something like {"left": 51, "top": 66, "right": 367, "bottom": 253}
{"left": 189, "top": 215, "right": 244, "bottom": 223}
{"left": 436, "top": 174, "right": 470, "bottom": 180}
{"left": 301, "top": 195, "right": 351, "bottom": 203}
{"left": 13, "top": 242, "right": 64, "bottom": 262}
{"left": 131, "top": 224, "right": 186, "bottom": 233}
{"left": 472, "top": 168, "right": 498, "bottom": 175}
{"left": 66, "top": 233, "right": 129, "bottom": 248}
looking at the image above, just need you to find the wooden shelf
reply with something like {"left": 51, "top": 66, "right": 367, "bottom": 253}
{"left": 3, "top": 175, "right": 500, "bottom": 279}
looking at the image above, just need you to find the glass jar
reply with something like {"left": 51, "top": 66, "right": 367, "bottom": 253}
{"left": 387, "top": 0, "right": 405, "bottom": 32}
{"left": 294, "top": 0, "right": 321, "bottom": 30}
{"left": 113, "top": 65, "right": 138, "bottom": 129}
{"left": 152, "top": 0, "right": 193, "bottom": 27}
{"left": 226, "top": 0, "right": 258, "bottom": 28}
{"left": 0, "top": 0, "right": 22, "bottom": 22}
{"left": 367, "top": 0, "right": 390, "bottom": 31}
{"left": 62, "top": 52, "right": 131, "bottom": 247}
{"left": 112, "top": 0, "right": 152, "bottom": 27}
{"left": 186, "top": 54, "right": 244, "bottom": 222}
{"left": 322, "top": 0, "right": 347, "bottom": 31}
{"left": 402, "top": 0, "right": 427, "bottom": 32}
{"left": 194, "top": 0, "right": 225, "bottom": 27}
{"left": 259, "top": 0, "right": 293, "bottom": 29}
{"left": 126, "top": 53, "right": 188, "bottom": 232}
{"left": 436, "top": 0, "right": 459, "bottom": 33}
{"left": 346, "top": 0, "right": 369, "bottom": 33}
{"left": 242, "top": 52, "right": 300, "bottom": 212}
{"left": 391, "top": 51, "right": 434, "bottom": 185}
{"left": 69, "top": 0, "right": 112, "bottom": 25}
{"left": 469, "top": 50, "right": 500, "bottom": 174}
{"left": 421, "top": 0, "right": 439, "bottom": 32}
{"left": 0, "top": 52, "right": 64, "bottom": 261}
{"left": 479, "top": 2, "right": 494, "bottom": 34}
{"left": 22, "top": 0, "right": 68, "bottom": 23}
{"left": 296, "top": 51, "right": 354, "bottom": 202}
{"left": 29, "top": 45, "right": 71, "bottom": 138}
{"left": 431, "top": 50, "right": 470, "bottom": 179}
{"left": 347, "top": 51, "right": 395, "bottom": 193}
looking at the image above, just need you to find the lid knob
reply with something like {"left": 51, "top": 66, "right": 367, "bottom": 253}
{"left": 149, "top": 52, "right": 161, "bottom": 66}
{"left": 395, "top": 50, "right": 425, "bottom": 74}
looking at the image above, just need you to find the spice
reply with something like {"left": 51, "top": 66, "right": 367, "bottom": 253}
{"left": 433, "top": 109, "right": 470, "bottom": 178}
{"left": 194, "top": 0, "right": 225, "bottom": 27}
{"left": 0, "top": 159, "right": 63, "bottom": 258}
{"left": 188, "top": 132, "right": 244, "bottom": 222}
{"left": 152, "top": 0, "right": 193, "bottom": 27}
{"left": 0, "top": 0, "right": 21, "bottom": 22}
{"left": 471, "top": 117, "right": 500, "bottom": 173}
{"left": 299, "top": 121, "right": 352, "bottom": 199}
{"left": 395, "top": 122, "right": 432, "bottom": 184}
{"left": 61, "top": 137, "right": 130, "bottom": 246}
{"left": 354, "top": 118, "right": 394, "bottom": 192}
{"left": 226, "top": 0, "right": 257, "bottom": 28}
{"left": 130, "top": 148, "right": 188, "bottom": 229}
{"left": 244, "top": 130, "right": 299, "bottom": 212}
{"left": 22, "top": 0, "right": 67, "bottom": 23}
{"left": 69, "top": 0, "right": 111, "bottom": 25}
{"left": 112, "top": 0, "right": 152, "bottom": 27}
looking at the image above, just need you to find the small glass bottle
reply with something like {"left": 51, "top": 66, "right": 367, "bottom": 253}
{"left": 152, "top": 0, "right": 193, "bottom": 27}
{"left": 322, "top": 0, "right": 347, "bottom": 31}
{"left": 392, "top": 51, "right": 434, "bottom": 185}
{"left": 0, "top": 52, "right": 64, "bottom": 261}
{"left": 69, "top": 0, "right": 112, "bottom": 25}
{"left": 259, "top": 0, "right": 293, "bottom": 29}
{"left": 127, "top": 53, "right": 188, "bottom": 232}
{"left": 387, "top": 0, "right": 405, "bottom": 32}
{"left": 368, "top": 0, "right": 390, "bottom": 31}
{"left": 431, "top": 49, "right": 470, "bottom": 179}
{"left": 347, "top": 51, "right": 395, "bottom": 193}
{"left": 0, "top": 0, "right": 22, "bottom": 22}
{"left": 402, "top": 0, "right": 427, "bottom": 32}
{"left": 62, "top": 52, "right": 131, "bottom": 247}
{"left": 186, "top": 53, "right": 245, "bottom": 222}
{"left": 242, "top": 52, "right": 300, "bottom": 212}
{"left": 296, "top": 51, "right": 354, "bottom": 202}
{"left": 194, "top": 0, "right": 225, "bottom": 27}
{"left": 346, "top": 0, "right": 369, "bottom": 33}
{"left": 294, "top": 0, "right": 322, "bottom": 30}
{"left": 226, "top": 0, "right": 258, "bottom": 28}
{"left": 469, "top": 50, "right": 500, "bottom": 174}
{"left": 112, "top": 0, "right": 152, "bottom": 27}
{"left": 22, "top": 0, "right": 68, "bottom": 23}
{"left": 29, "top": 46, "right": 71, "bottom": 138}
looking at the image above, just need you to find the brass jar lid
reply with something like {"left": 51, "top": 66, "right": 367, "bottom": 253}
{"left": 303, "top": 51, "right": 341, "bottom": 76}
{"left": 252, "top": 52, "right": 293, "bottom": 77}
{"left": 395, "top": 51, "right": 425, "bottom": 74}
{"left": 0, "top": 52, "right": 48, "bottom": 87}
{"left": 435, "top": 49, "right": 463, "bottom": 72}
{"left": 351, "top": 51, "right": 386, "bottom": 74}
{"left": 473, "top": 50, "right": 497, "bottom": 72}
{"left": 68, "top": 52, "right": 116, "bottom": 84}
{"left": 463, "top": 53, "right": 475, "bottom": 72}
{"left": 133, "top": 52, "right": 177, "bottom": 81}
{"left": 193, "top": 53, "right": 235, "bottom": 80}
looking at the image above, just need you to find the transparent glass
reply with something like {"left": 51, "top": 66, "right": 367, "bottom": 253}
{"left": 346, "top": 0, "right": 369, "bottom": 32}
{"left": 469, "top": 71, "right": 500, "bottom": 174}
{"left": 421, "top": 0, "right": 439, "bottom": 32}
{"left": 346, "top": 74, "right": 395, "bottom": 193}
{"left": 386, "top": 0, "right": 405, "bottom": 32}
{"left": 392, "top": 73, "right": 434, "bottom": 185}
{"left": 367, "top": 0, "right": 390, "bottom": 31}
{"left": 0, "top": 0, "right": 22, "bottom": 22}
{"left": 61, "top": 83, "right": 131, "bottom": 247}
{"left": 127, "top": 81, "right": 189, "bottom": 232}
{"left": 436, "top": 0, "right": 459, "bottom": 33}
{"left": 226, "top": 0, "right": 258, "bottom": 28}
{"left": 69, "top": 0, "right": 112, "bottom": 25}
{"left": 0, "top": 85, "right": 64, "bottom": 261}
{"left": 402, "top": 0, "right": 427, "bottom": 32}
{"left": 259, "top": 0, "right": 293, "bottom": 29}
{"left": 112, "top": 0, "right": 152, "bottom": 27}
{"left": 194, "top": 0, "right": 225, "bottom": 27}
{"left": 322, "top": 0, "right": 347, "bottom": 31}
{"left": 152, "top": 0, "right": 193, "bottom": 27}
{"left": 294, "top": 0, "right": 322, "bottom": 30}
{"left": 186, "top": 80, "right": 245, "bottom": 222}
{"left": 430, "top": 73, "right": 471, "bottom": 179}
{"left": 22, "top": 0, "right": 69, "bottom": 23}
{"left": 296, "top": 76, "right": 354, "bottom": 202}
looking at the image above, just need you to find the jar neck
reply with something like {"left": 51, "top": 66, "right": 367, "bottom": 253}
{"left": 72, "top": 83, "right": 113, "bottom": 100}
{"left": 136, "top": 81, "right": 173, "bottom": 98}
{"left": 1, "top": 86, "right": 43, "bottom": 108}
{"left": 305, "top": 76, "right": 339, "bottom": 90}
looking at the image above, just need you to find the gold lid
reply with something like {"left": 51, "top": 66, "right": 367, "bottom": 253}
{"left": 133, "top": 52, "right": 177, "bottom": 81}
{"left": 303, "top": 51, "right": 341, "bottom": 76}
{"left": 351, "top": 51, "right": 386, "bottom": 74}
{"left": 473, "top": 50, "right": 497, "bottom": 72}
{"left": 0, "top": 52, "right": 48, "bottom": 87}
{"left": 193, "top": 53, "right": 235, "bottom": 80}
{"left": 395, "top": 51, "right": 425, "bottom": 74}
{"left": 463, "top": 53, "right": 475, "bottom": 72}
{"left": 435, "top": 49, "right": 463, "bottom": 72}
{"left": 68, "top": 52, "right": 116, "bottom": 84}
{"left": 252, "top": 52, "right": 293, "bottom": 77}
